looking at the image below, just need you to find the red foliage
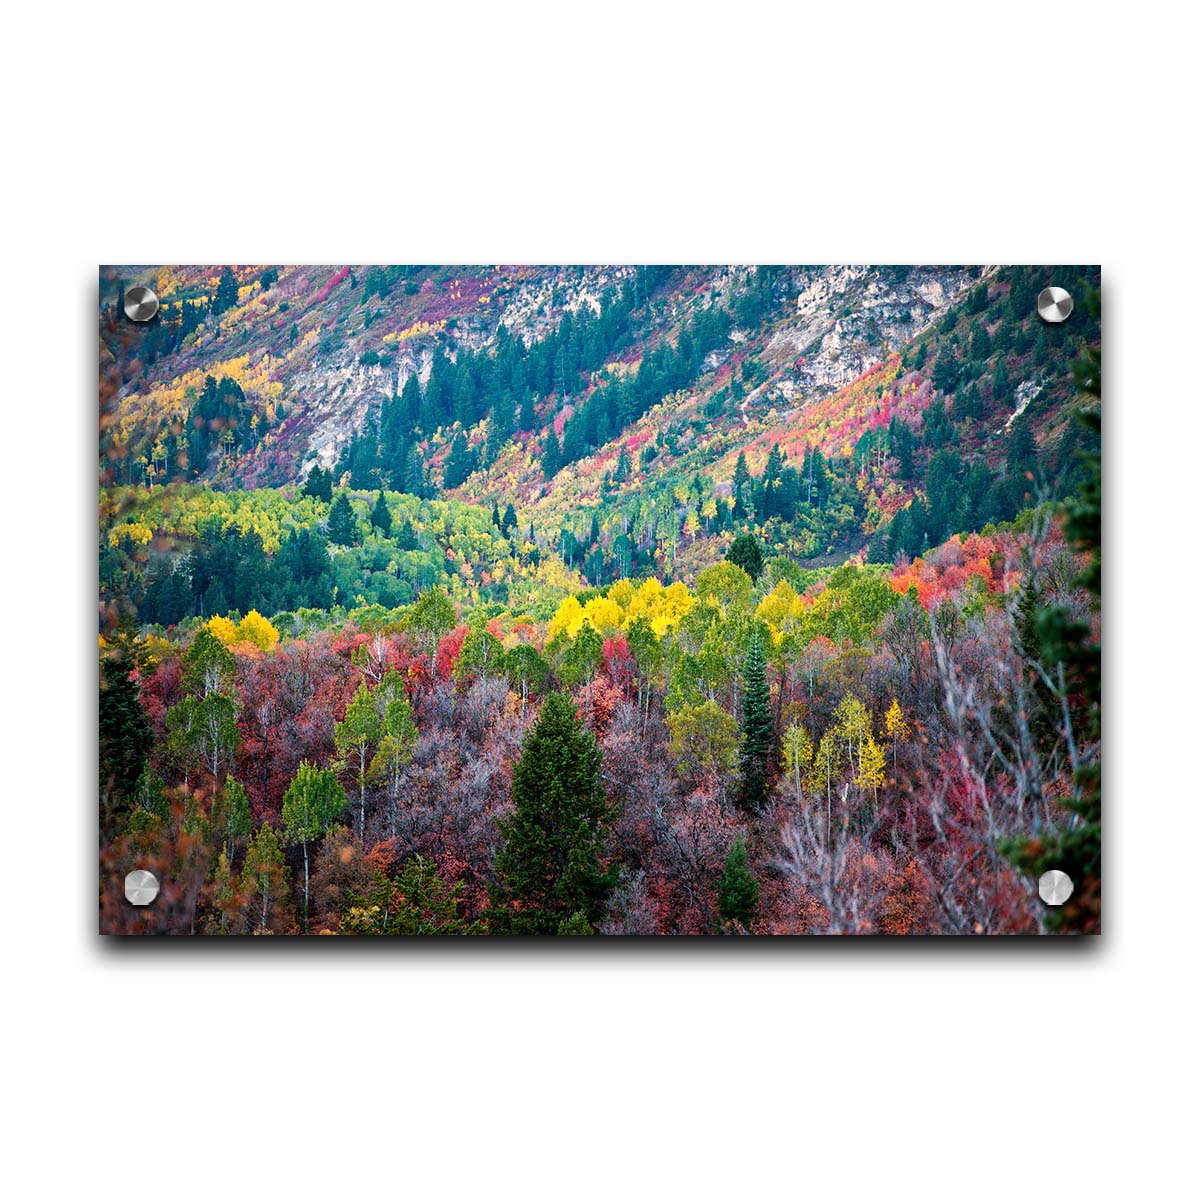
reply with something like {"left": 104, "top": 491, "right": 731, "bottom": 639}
{"left": 600, "top": 635, "right": 636, "bottom": 697}
{"left": 574, "top": 675, "right": 623, "bottom": 735}
{"left": 890, "top": 532, "right": 1019, "bottom": 608}
{"left": 434, "top": 625, "right": 468, "bottom": 680}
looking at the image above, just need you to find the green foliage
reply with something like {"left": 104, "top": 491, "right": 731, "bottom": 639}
{"left": 183, "top": 627, "right": 235, "bottom": 698}
{"left": 718, "top": 836, "right": 759, "bottom": 929}
{"left": 726, "top": 532, "right": 765, "bottom": 583}
{"left": 490, "top": 692, "right": 617, "bottom": 934}
{"left": 99, "top": 655, "right": 151, "bottom": 813}
{"left": 370, "top": 491, "right": 393, "bottom": 536}
{"left": 334, "top": 681, "right": 381, "bottom": 842}
{"left": 214, "top": 777, "right": 252, "bottom": 855}
{"left": 405, "top": 586, "right": 457, "bottom": 654}
{"left": 737, "top": 633, "right": 772, "bottom": 811}
{"left": 341, "top": 856, "right": 481, "bottom": 935}
{"left": 241, "top": 823, "right": 290, "bottom": 933}
{"left": 327, "top": 491, "right": 358, "bottom": 546}
{"left": 281, "top": 761, "right": 346, "bottom": 850}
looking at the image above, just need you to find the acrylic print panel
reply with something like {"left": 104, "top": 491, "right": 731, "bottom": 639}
{"left": 98, "top": 266, "right": 1101, "bottom": 937}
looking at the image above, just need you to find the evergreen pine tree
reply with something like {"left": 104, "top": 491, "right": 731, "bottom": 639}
{"left": 327, "top": 492, "right": 358, "bottom": 546}
{"left": 542, "top": 431, "right": 562, "bottom": 478}
{"left": 718, "top": 835, "right": 759, "bottom": 929}
{"left": 370, "top": 491, "right": 393, "bottom": 537}
{"left": 727, "top": 532, "right": 765, "bottom": 583}
{"left": 444, "top": 432, "right": 476, "bottom": 489}
{"left": 519, "top": 390, "right": 536, "bottom": 431}
{"left": 489, "top": 692, "right": 617, "bottom": 934}
{"left": 737, "top": 633, "right": 772, "bottom": 812}
{"left": 214, "top": 266, "right": 239, "bottom": 315}
{"left": 99, "top": 655, "right": 152, "bottom": 817}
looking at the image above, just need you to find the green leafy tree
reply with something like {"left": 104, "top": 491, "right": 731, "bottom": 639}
{"left": 282, "top": 761, "right": 347, "bottom": 929}
{"left": 335, "top": 681, "right": 381, "bottom": 843}
{"left": 165, "top": 692, "right": 238, "bottom": 786}
{"left": 455, "top": 619, "right": 506, "bottom": 683}
{"left": 490, "top": 692, "right": 617, "bottom": 934}
{"left": 241, "top": 823, "right": 290, "bottom": 934}
{"left": 405, "top": 587, "right": 456, "bottom": 658}
{"left": 560, "top": 620, "right": 604, "bottom": 687}
{"left": 667, "top": 700, "right": 739, "bottom": 793}
{"left": 368, "top": 684, "right": 418, "bottom": 840}
{"left": 183, "top": 626, "right": 235, "bottom": 698}
{"left": 504, "top": 644, "right": 549, "bottom": 716}
{"left": 737, "top": 634, "right": 772, "bottom": 811}
{"left": 718, "top": 836, "right": 759, "bottom": 930}
{"left": 213, "top": 777, "right": 252, "bottom": 861}
{"left": 206, "top": 850, "right": 247, "bottom": 935}
{"left": 695, "top": 561, "right": 753, "bottom": 613}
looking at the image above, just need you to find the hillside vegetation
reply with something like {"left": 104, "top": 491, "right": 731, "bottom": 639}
{"left": 99, "top": 264, "right": 1101, "bottom": 936}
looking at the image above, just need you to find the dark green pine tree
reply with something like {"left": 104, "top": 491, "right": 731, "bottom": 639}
{"left": 519, "top": 390, "right": 536, "bottom": 432}
{"left": 214, "top": 266, "right": 239, "bottom": 315}
{"left": 489, "top": 692, "right": 618, "bottom": 935}
{"left": 302, "top": 466, "right": 333, "bottom": 503}
{"left": 732, "top": 451, "right": 751, "bottom": 516}
{"left": 327, "top": 492, "right": 358, "bottom": 546}
{"left": 443, "top": 432, "right": 476, "bottom": 489}
{"left": 932, "top": 349, "right": 960, "bottom": 394}
{"left": 717, "top": 836, "right": 759, "bottom": 930}
{"left": 99, "top": 654, "right": 152, "bottom": 819}
{"left": 737, "top": 633, "right": 772, "bottom": 812}
{"left": 727, "top": 532, "right": 765, "bottom": 583}
{"left": 501, "top": 502, "right": 518, "bottom": 535}
{"left": 370, "top": 491, "right": 393, "bottom": 537}
{"left": 542, "top": 431, "right": 562, "bottom": 479}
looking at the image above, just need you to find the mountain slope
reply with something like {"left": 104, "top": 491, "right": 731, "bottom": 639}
{"left": 100, "top": 264, "right": 1099, "bottom": 583}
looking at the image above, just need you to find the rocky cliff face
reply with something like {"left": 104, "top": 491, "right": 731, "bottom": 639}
{"left": 107, "top": 263, "right": 987, "bottom": 491}
{"left": 761, "top": 265, "right": 979, "bottom": 405}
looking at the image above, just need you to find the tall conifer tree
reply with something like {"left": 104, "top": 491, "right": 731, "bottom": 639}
{"left": 490, "top": 692, "right": 617, "bottom": 934}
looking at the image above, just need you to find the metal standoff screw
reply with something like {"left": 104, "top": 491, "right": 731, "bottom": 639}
{"left": 124, "top": 285, "right": 159, "bottom": 322}
{"left": 1038, "top": 869, "right": 1074, "bottom": 906}
{"left": 1037, "top": 286, "right": 1073, "bottom": 324}
{"left": 124, "top": 869, "right": 160, "bottom": 906}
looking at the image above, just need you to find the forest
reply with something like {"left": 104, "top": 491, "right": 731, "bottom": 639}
{"left": 99, "top": 264, "right": 1100, "bottom": 935}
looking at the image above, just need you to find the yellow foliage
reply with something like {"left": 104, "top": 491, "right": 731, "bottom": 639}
{"left": 207, "top": 615, "right": 239, "bottom": 644}
{"left": 383, "top": 319, "right": 446, "bottom": 346}
{"left": 237, "top": 610, "right": 279, "bottom": 651}
{"left": 108, "top": 521, "right": 153, "bottom": 547}
{"left": 608, "top": 578, "right": 634, "bottom": 608}
{"left": 583, "top": 595, "right": 623, "bottom": 637}
{"left": 756, "top": 579, "right": 805, "bottom": 637}
{"left": 548, "top": 595, "right": 586, "bottom": 640}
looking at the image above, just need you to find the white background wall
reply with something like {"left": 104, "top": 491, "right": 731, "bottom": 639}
{"left": 3, "top": 2, "right": 1194, "bottom": 1196}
